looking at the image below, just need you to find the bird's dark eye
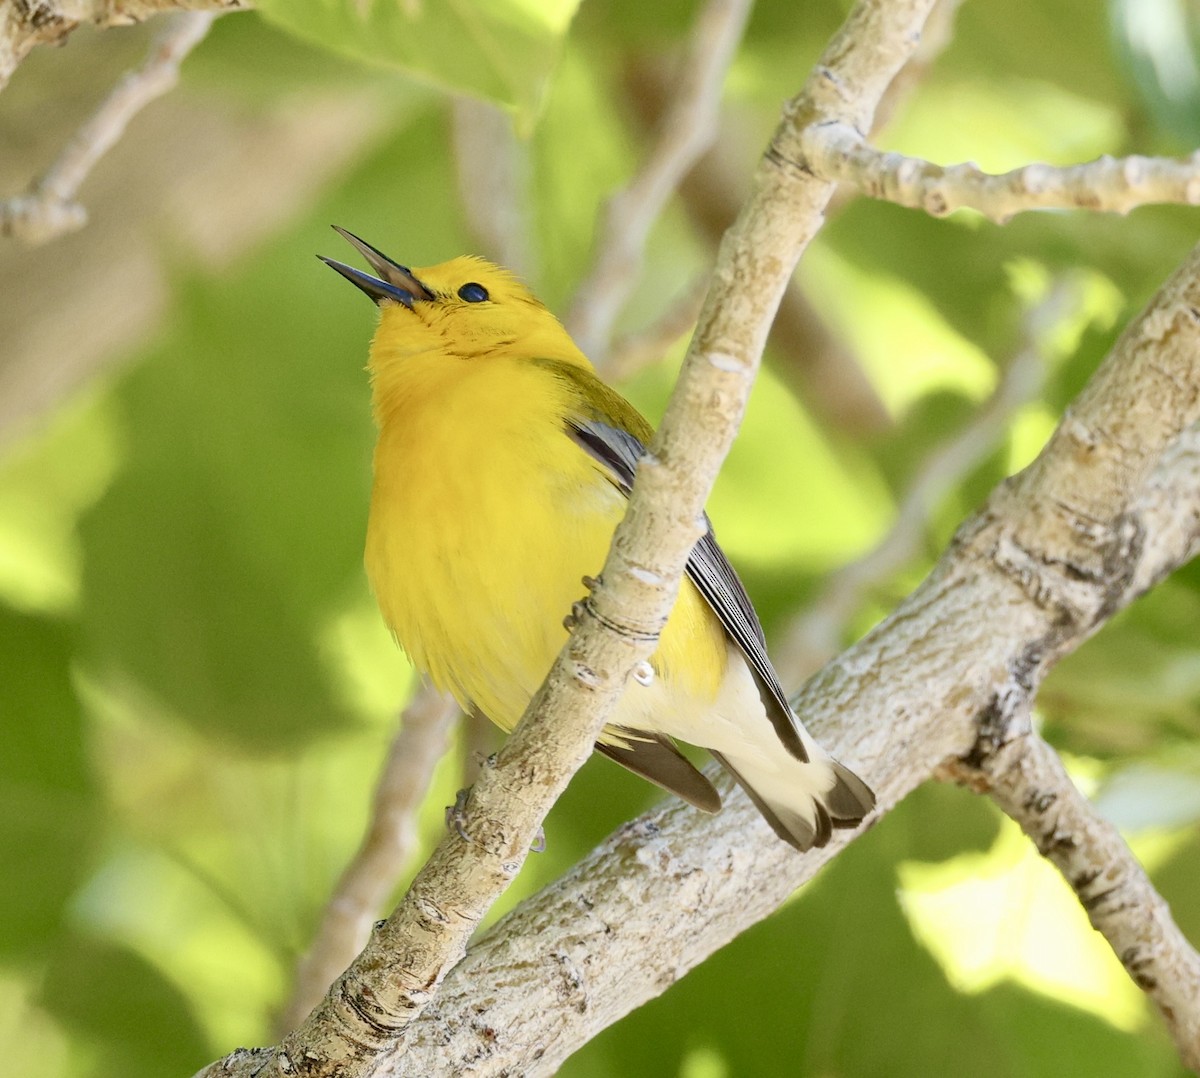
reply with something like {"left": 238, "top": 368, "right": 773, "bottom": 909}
{"left": 458, "top": 282, "right": 489, "bottom": 303}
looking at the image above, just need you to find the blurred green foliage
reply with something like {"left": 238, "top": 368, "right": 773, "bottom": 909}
{"left": 1, "top": 1, "right": 1199, "bottom": 1075}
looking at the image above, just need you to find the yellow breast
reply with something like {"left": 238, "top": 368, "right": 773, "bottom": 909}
{"left": 366, "top": 350, "right": 726, "bottom": 732}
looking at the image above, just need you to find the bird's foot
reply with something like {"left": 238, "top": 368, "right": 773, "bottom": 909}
{"left": 563, "top": 597, "right": 588, "bottom": 631}
{"left": 564, "top": 575, "right": 604, "bottom": 630}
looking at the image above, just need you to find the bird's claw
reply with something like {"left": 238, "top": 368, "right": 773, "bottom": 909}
{"left": 563, "top": 596, "right": 589, "bottom": 631}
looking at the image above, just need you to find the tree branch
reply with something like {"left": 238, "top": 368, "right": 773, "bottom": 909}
{"left": 942, "top": 717, "right": 1200, "bottom": 1072}
{"left": 277, "top": 684, "right": 459, "bottom": 1034}
{"left": 804, "top": 123, "right": 1200, "bottom": 222}
{"left": 777, "top": 278, "right": 1079, "bottom": 679}
{"left": 869, "top": 0, "right": 965, "bottom": 134}
{"left": 564, "top": 0, "right": 752, "bottom": 363}
{"left": 378, "top": 242, "right": 1200, "bottom": 1076}
{"left": 0, "top": 0, "right": 242, "bottom": 90}
{"left": 194, "top": 1, "right": 942, "bottom": 1074}
{"left": 1, "top": 10, "right": 218, "bottom": 244}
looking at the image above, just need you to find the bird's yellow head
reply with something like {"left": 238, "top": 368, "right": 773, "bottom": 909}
{"left": 320, "top": 227, "right": 590, "bottom": 372}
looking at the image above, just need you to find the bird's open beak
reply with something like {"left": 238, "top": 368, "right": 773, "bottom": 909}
{"left": 319, "top": 226, "right": 435, "bottom": 308}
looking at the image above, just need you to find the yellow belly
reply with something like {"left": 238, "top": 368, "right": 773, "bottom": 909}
{"left": 365, "top": 353, "right": 726, "bottom": 733}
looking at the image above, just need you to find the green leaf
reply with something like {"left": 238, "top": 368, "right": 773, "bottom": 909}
{"left": 77, "top": 258, "right": 370, "bottom": 748}
{"left": 40, "top": 936, "right": 209, "bottom": 1078}
{"left": 0, "top": 608, "right": 100, "bottom": 959}
{"left": 254, "top": 0, "right": 582, "bottom": 126}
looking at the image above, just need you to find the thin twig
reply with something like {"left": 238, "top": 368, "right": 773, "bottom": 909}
{"left": 942, "top": 721, "right": 1200, "bottom": 1072}
{"left": 777, "top": 279, "right": 1081, "bottom": 679}
{"left": 869, "top": 0, "right": 966, "bottom": 136}
{"left": 804, "top": 124, "right": 1200, "bottom": 222}
{"left": 565, "top": 0, "right": 752, "bottom": 363}
{"left": 278, "top": 684, "right": 459, "bottom": 1034}
{"left": 0, "top": 0, "right": 241, "bottom": 92}
{"left": 1, "top": 11, "right": 217, "bottom": 244}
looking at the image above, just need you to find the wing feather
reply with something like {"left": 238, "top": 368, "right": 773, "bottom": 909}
{"left": 565, "top": 416, "right": 808, "bottom": 762}
{"left": 596, "top": 733, "right": 722, "bottom": 813}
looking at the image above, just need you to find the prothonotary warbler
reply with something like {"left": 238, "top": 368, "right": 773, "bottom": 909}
{"left": 320, "top": 227, "right": 874, "bottom": 851}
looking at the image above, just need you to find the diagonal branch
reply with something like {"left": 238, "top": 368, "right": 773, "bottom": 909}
{"left": 277, "top": 684, "right": 459, "bottom": 1033}
{"left": 565, "top": 0, "right": 752, "bottom": 364}
{"left": 804, "top": 123, "right": 1200, "bottom": 221}
{"left": 942, "top": 717, "right": 1200, "bottom": 1071}
{"left": 1, "top": 10, "right": 218, "bottom": 244}
{"left": 0, "top": 0, "right": 241, "bottom": 92}
{"left": 380, "top": 243, "right": 1200, "bottom": 1077}
{"left": 194, "top": 1, "right": 943, "bottom": 1075}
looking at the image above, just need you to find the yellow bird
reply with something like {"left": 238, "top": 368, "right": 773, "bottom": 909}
{"left": 321, "top": 227, "right": 874, "bottom": 851}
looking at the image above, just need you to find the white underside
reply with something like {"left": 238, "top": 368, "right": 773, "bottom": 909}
{"left": 611, "top": 641, "right": 837, "bottom": 830}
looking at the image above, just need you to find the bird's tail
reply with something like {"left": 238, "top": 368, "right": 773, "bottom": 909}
{"left": 712, "top": 747, "right": 875, "bottom": 852}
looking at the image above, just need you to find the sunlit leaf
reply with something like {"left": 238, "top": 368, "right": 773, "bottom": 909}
{"left": 255, "top": 0, "right": 582, "bottom": 125}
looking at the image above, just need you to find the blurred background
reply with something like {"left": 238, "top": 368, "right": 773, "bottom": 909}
{"left": 3, "top": 0, "right": 1200, "bottom": 1074}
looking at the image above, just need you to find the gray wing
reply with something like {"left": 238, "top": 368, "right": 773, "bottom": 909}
{"left": 566, "top": 418, "right": 808, "bottom": 763}
{"left": 596, "top": 732, "right": 721, "bottom": 813}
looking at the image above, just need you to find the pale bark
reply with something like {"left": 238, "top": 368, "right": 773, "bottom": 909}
{"left": 386, "top": 247, "right": 1200, "bottom": 1078}
{"left": 0, "top": 0, "right": 242, "bottom": 94}
{"left": 278, "top": 686, "right": 459, "bottom": 1034}
{"left": 805, "top": 124, "right": 1200, "bottom": 221}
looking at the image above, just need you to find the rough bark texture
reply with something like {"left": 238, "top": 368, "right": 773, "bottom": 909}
{"left": 804, "top": 123, "right": 1200, "bottom": 220}
{"left": 0, "top": 0, "right": 244, "bottom": 92}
